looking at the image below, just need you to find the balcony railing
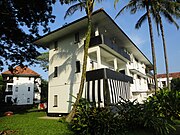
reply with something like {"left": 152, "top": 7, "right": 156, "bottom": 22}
{"left": 85, "top": 68, "right": 133, "bottom": 107}
{"left": 5, "top": 91, "right": 13, "bottom": 95}
{"left": 86, "top": 68, "right": 133, "bottom": 83}
{"left": 3, "top": 79, "right": 14, "bottom": 83}
{"left": 89, "top": 35, "right": 130, "bottom": 61}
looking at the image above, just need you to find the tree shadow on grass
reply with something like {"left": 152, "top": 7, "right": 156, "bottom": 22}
{"left": 0, "top": 103, "right": 43, "bottom": 117}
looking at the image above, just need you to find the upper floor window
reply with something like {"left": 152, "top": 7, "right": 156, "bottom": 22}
{"left": 54, "top": 67, "right": 58, "bottom": 77}
{"left": 15, "top": 87, "right": 18, "bottom": 92}
{"left": 29, "top": 77, "right": 31, "bottom": 80}
{"left": 28, "top": 87, "right": 30, "bottom": 91}
{"left": 75, "top": 61, "right": 81, "bottom": 73}
{"left": 54, "top": 41, "right": 58, "bottom": 50}
{"left": 75, "top": 32, "right": 80, "bottom": 43}
{"left": 7, "top": 85, "right": 13, "bottom": 91}
{"left": 16, "top": 77, "right": 19, "bottom": 80}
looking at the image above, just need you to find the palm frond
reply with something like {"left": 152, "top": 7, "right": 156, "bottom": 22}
{"left": 151, "top": 5, "right": 161, "bottom": 35}
{"left": 114, "top": 0, "right": 120, "bottom": 8}
{"left": 115, "top": 0, "right": 138, "bottom": 19}
{"left": 64, "top": 2, "right": 86, "bottom": 19}
{"left": 159, "top": 3, "right": 179, "bottom": 29}
{"left": 135, "top": 12, "right": 148, "bottom": 29}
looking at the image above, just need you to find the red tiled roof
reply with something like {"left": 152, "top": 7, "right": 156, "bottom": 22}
{"left": 157, "top": 72, "right": 180, "bottom": 79}
{"left": 1, "top": 66, "right": 40, "bottom": 77}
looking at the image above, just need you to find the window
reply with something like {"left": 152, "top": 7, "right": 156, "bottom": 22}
{"left": 54, "top": 95, "right": 58, "bottom": 107}
{"left": 119, "top": 70, "right": 125, "bottom": 74}
{"left": 17, "top": 77, "right": 19, "bottom": 80}
{"left": 27, "top": 98, "right": 30, "bottom": 103}
{"left": 75, "top": 32, "right": 80, "bottom": 43}
{"left": 162, "top": 81, "right": 166, "bottom": 87}
{"left": 15, "top": 87, "right": 18, "bottom": 92}
{"left": 54, "top": 67, "right": 58, "bottom": 77}
{"left": 75, "top": 61, "right": 80, "bottom": 73}
{"left": 28, "top": 87, "right": 30, "bottom": 91}
{"left": 7, "top": 85, "right": 13, "bottom": 91}
{"left": 29, "top": 77, "right": 31, "bottom": 80}
{"left": 54, "top": 41, "right": 58, "bottom": 50}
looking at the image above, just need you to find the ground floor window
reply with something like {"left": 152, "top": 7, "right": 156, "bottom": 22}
{"left": 54, "top": 95, "right": 58, "bottom": 107}
{"left": 27, "top": 98, "right": 30, "bottom": 103}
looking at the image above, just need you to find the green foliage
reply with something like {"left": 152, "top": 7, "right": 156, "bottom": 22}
{"left": 71, "top": 99, "right": 120, "bottom": 135}
{"left": 0, "top": 0, "right": 56, "bottom": 70}
{"left": 40, "top": 79, "right": 48, "bottom": 102}
{"left": 0, "top": 75, "right": 5, "bottom": 103}
{"left": 145, "top": 89, "right": 180, "bottom": 119}
{"left": 171, "top": 78, "right": 180, "bottom": 91}
{"left": 71, "top": 98, "right": 176, "bottom": 135}
{"left": 36, "top": 52, "right": 49, "bottom": 72}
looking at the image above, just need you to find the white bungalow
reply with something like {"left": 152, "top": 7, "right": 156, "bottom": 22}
{"left": 34, "top": 9, "right": 153, "bottom": 116}
{"left": 1, "top": 66, "right": 41, "bottom": 105}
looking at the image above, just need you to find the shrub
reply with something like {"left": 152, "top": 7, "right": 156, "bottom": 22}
{"left": 145, "top": 89, "right": 180, "bottom": 119}
{"left": 171, "top": 78, "right": 180, "bottom": 91}
{"left": 71, "top": 99, "right": 121, "bottom": 135}
{"left": 71, "top": 97, "right": 176, "bottom": 135}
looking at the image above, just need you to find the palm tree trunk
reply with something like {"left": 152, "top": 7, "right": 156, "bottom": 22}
{"left": 159, "top": 17, "right": 170, "bottom": 90}
{"left": 146, "top": 4, "right": 158, "bottom": 93}
{"left": 66, "top": 15, "right": 92, "bottom": 123}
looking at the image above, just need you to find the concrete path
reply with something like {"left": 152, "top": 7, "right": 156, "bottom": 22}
{"left": 38, "top": 116, "right": 60, "bottom": 120}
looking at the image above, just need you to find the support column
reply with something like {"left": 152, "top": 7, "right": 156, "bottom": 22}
{"left": 97, "top": 47, "right": 101, "bottom": 68}
{"left": 95, "top": 26, "right": 99, "bottom": 36}
{"left": 114, "top": 58, "right": 118, "bottom": 71}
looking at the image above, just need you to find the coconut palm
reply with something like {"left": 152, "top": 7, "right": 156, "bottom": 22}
{"left": 61, "top": 0, "right": 104, "bottom": 122}
{"left": 135, "top": 0, "right": 179, "bottom": 90}
{"left": 115, "top": 0, "right": 159, "bottom": 92}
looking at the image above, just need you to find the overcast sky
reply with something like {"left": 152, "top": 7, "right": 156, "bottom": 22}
{"left": 2, "top": 1, "right": 180, "bottom": 80}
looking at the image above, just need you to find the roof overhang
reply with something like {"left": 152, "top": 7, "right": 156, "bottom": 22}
{"left": 130, "top": 69, "right": 148, "bottom": 79}
{"left": 34, "top": 9, "right": 152, "bottom": 67}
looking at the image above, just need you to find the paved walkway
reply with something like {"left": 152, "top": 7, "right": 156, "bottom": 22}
{"left": 38, "top": 116, "right": 60, "bottom": 120}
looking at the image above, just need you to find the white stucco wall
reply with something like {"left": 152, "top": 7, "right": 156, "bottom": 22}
{"left": 5, "top": 76, "right": 41, "bottom": 105}
{"left": 48, "top": 31, "right": 85, "bottom": 113}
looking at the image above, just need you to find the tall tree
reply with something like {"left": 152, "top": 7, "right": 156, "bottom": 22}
{"left": 134, "top": 0, "right": 179, "bottom": 91}
{"left": 115, "top": 0, "right": 159, "bottom": 92}
{"left": 61, "top": 0, "right": 103, "bottom": 122}
{"left": 0, "top": 0, "right": 56, "bottom": 70}
{"left": 36, "top": 52, "right": 49, "bottom": 72}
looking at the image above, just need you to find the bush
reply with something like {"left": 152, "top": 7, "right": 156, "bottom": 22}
{"left": 71, "top": 99, "right": 120, "bottom": 135}
{"left": 145, "top": 89, "right": 180, "bottom": 119}
{"left": 171, "top": 78, "right": 180, "bottom": 91}
{"left": 71, "top": 98, "right": 176, "bottom": 135}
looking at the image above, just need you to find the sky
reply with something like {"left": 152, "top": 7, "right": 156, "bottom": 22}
{"left": 1, "top": 1, "right": 180, "bottom": 80}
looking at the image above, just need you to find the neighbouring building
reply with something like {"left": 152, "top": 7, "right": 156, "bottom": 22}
{"left": 157, "top": 72, "right": 180, "bottom": 89}
{"left": 34, "top": 9, "right": 154, "bottom": 115}
{"left": 1, "top": 66, "right": 41, "bottom": 105}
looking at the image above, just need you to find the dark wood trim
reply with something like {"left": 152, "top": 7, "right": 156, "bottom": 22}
{"left": 86, "top": 68, "right": 133, "bottom": 83}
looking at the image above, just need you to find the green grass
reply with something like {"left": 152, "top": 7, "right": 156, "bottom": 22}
{"left": 0, "top": 111, "right": 73, "bottom": 135}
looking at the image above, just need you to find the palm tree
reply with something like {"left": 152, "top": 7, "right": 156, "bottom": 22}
{"left": 115, "top": 0, "right": 159, "bottom": 92}
{"left": 61, "top": 0, "right": 103, "bottom": 122}
{"left": 135, "top": 0, "right": 179, "bottom": 91}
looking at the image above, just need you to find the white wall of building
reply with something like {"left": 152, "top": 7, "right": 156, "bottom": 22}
{"left": 48, "top": 31, "right": 86, "bottom": 113}
{"left": 5, "top": 76, "right": 41, "bottom": 105}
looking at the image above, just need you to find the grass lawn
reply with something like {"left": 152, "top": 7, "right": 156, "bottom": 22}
{"left": 0, "top": 111, "right": 73, "bottom": 135}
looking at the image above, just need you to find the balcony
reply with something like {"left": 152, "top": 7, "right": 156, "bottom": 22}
{"left": 89, "top": 35, "right": 130, "bottom": 61}
{"left": 5, "top": 91, "right": 13, "bottom": 95}
{"left": 86, "top": 68, "right": 133, "bottom": 83}
{"left": 85, "top": 68, "right": 133, "bottom": 107}
{"left": 3, "top": 79, "right": 14, "bottom": 83}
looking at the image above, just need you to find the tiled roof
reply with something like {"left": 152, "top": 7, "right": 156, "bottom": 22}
{"left": 157, "top": 72, "right": 180, "bottom": 79}
{"left": 1, "top": 66, "right": 40, "bottom": 77}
